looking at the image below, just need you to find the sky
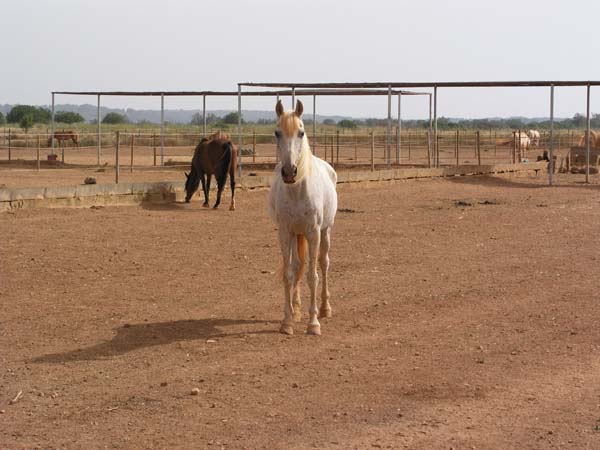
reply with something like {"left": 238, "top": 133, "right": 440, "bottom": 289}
{"left": 1, "top": 0, "right": 599, "bottom": 120}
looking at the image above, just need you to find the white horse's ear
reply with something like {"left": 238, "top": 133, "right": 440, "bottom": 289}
{"left": 275, "top": 100, "right": 284, "bottom": 117}
{"left": 295, "top": 100, "right": 303, "bottom": 117}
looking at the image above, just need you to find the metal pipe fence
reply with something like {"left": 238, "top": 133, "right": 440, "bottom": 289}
{"left": 0, "top": 129, "right": 593, "bottom": 170}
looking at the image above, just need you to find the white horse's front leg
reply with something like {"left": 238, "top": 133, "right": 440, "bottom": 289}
{"left": 318, "top": 227, "right": 332, "bottom": 318}
{"left": 305, "top": 229, "right": 321, "bottom": 335}
{"left": 279, "top": 230, "right": 295, "bottom": 335}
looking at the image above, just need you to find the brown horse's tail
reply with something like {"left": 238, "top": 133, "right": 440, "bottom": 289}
{"left": 217, "top": 142, "right": 233, "bottom": 187}
{"left": 277, "top": 234, "right": 308, "bottom": 286}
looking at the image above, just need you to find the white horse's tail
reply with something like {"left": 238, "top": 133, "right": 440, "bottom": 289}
{"left": 277, "top": 234, "right": 308, "bottom": 285}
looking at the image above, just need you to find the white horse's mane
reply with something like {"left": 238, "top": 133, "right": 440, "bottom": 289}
{"left": 278, "top": 111, "right": 312, "bottom": 182}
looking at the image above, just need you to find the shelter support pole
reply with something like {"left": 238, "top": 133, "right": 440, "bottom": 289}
{"left": 433, "top": 86, "right": 438, "bottom": 167}
{"left": 292, "top": 87, "right": 295, "bottom": 108}
{"left": 51, "top": 93, "right": 55, "bottom": 155}
{"left": 427, "top": 94, "right": 432, "bottom": 168}
{"left": 549, "top": 85, "right": 555, "bottom": 185}
{"left": 312, "top": 95, "right": 317, "bottom": 156}
{"left": 160, "top": 94, "right": 165, "bottom": 166}
{"left": 97, "top": 94, "right": 101, "bottom": 166}
{"left": 238, "top": 84, "right": 242, "bottom": 178}
{"left": 397, "top": 93, "right": 402, "bottom": 165}
{"left": 386, "top": 85, "right": 392, "bottom": 168}
{"left": 203, "top": 95, "right": 207, "bottom": 136}
{"left": 586, "top": 84, "right": 591, "bottom": 184}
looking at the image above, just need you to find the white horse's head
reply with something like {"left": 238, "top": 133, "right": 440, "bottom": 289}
{"left": 275, "top": 100, "right": 311, "bottom": 184}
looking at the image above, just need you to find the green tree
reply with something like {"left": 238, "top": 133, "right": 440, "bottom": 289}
{"left": 7, "top": 105, "right": 51, "bottom": 124}
{"left": 0, "top": 112, "right": 5, "bottom": 125}
{"left": 338, "top": 119, "right": 357, "bottom": 129}
{"left": 55, "top": 111, "right": 85, "bottom": 124}
{"left": 102, "top": 112, "right": 128, "bottom": 124}
{"left": 19, "top": 114, "right": 34, "bottom": 132}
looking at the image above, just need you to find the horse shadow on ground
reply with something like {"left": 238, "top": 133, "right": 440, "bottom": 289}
{"left": 447, "top": 174, "right": 600, "bottom": 191}
{"left": 31, "top": 318, "right": 276, "bottom": 364}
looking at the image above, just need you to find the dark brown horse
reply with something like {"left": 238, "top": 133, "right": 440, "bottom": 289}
{"left": 48, "top": 130, "right": 79, "bottom": 147}
{"left": 185, "top": 136, "right": 237, "bottom": 210}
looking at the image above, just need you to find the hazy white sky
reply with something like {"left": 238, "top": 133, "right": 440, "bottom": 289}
{"left": 1, "top": 0, "right": 598, "bottom": 119}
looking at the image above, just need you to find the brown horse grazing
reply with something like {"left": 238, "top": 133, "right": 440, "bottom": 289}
{"left": 578, "top": 130, "right": 600, "bottom": 148}
{"left": 48, "top": 130, "right": 79, "bottom": 147}
{"left": 185, "top": 137, "right": 237, "bottom": 210}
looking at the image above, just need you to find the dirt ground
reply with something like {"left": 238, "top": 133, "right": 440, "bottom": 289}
{"left": 2, "top": 174, "right": 600, "bottom": 450}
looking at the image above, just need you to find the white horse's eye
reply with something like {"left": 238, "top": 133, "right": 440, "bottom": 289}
{"left": 298, "top": 130, "right": 305, "bottom": 138}
{"left": 275, "top": 130, "right": 281, "bottom": 138}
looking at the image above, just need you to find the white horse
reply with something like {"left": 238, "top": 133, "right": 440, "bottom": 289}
{"left": 268, "top": 100, "right": 338, "bottom": 335}
{"left": 515, "top": 131, "right": 531, "bottom": 150}
{"left": 527, "top": 129, "right": 540, "bottom": 147}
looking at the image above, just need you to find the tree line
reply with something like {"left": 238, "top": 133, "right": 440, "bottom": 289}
{"left": 2, "top": 104, "right": 599, "bottom": 131}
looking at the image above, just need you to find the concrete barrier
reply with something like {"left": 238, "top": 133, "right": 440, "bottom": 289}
{"left": 0, "top": 162, "right": 548, "bottom": 212}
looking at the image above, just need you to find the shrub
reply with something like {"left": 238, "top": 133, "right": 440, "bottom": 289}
{"left": 102, "top": 112, "right": 129, "bottom": 124}
{"left": 55, "top": 111, "right": 85, "bottom": 124}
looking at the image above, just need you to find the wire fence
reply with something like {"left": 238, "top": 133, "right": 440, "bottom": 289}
{"left": 0, "top": 128, "right": 587, "bottom": 171}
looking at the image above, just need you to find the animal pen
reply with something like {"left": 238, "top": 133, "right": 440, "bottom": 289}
{"left": 1, "top": 81, "right": 599, "bottom": 186}
{"left": 238, "top": 80, "right": 600, "bottom": 185}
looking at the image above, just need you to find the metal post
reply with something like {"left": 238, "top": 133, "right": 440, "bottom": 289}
{"left": 312, "top": 94, "right": 317, "bottom": 156}
{"left": 160, "top": 94, "right": 165, "bottom": 166}
{"left": 202, "top": 94, "right": 207, "bottom": 136}
{"left": 433, "top": 86, "right": 438, "bottom": 167}
{"left": 397, "top": 93, "right": 402, "bottom": 165}
{"left": 97, "top": 94, "right": 101, "bottom": 166}
{"left": 115, "top": 131, "right": 120, "bottom": 184}
{"left": 7, "top": 129, "right": 11, "bottom": 161}
{"left": 586, "top": 84, "right": 591, "bottom": 183}
{"left": 36, "top": 135, "right": 40, "bottom": 171}
{"left": 386, "top": 85, "right": 392, "bottom": 168}
{"left": 370, "top": 131, "right": 375, "bottom": 171}
{"left": 153, "top": 133, "right": 157, "bottom": 166}
{"left": 549, "top": 85, "right": 555, "bottom": 185}
{"left": 455, "top": 130, "right": 459, "bottom": 166}
{"left": 476, "top": 130, "right": 481, "bottom": 166}
{"left": 292, "top": 87, "right": 295, "bottom": 108}
{"left": 428, "top": 93, "right": 432, "bottom": 167}
{"left": 336, "top": 130, "right": 339, "bottom": 166}
{"left": 252, "top": 130, "right": 256, "bottom": 163}
{"left": 237, "top": 84, "right": 242, "bottom": 178}
{"left": 130, "top": 134, "right": 134, "bottom": 173}
{"left": 51, "top": 93, "right": 55, "bottom": 155}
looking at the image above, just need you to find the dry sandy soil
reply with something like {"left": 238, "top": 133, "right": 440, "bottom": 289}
{"left": 2, "top": 174, "right": 600, "bottom": 450}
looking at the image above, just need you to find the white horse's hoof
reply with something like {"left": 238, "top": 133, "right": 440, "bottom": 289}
{"left": 306, "top": 324, "right": 321, "bottom": 336}
{"left": 279, "top": 324, "right": 294, "bottom": 335}
{"left": 318, "top": 307, "right": 332, "bottom": 318}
